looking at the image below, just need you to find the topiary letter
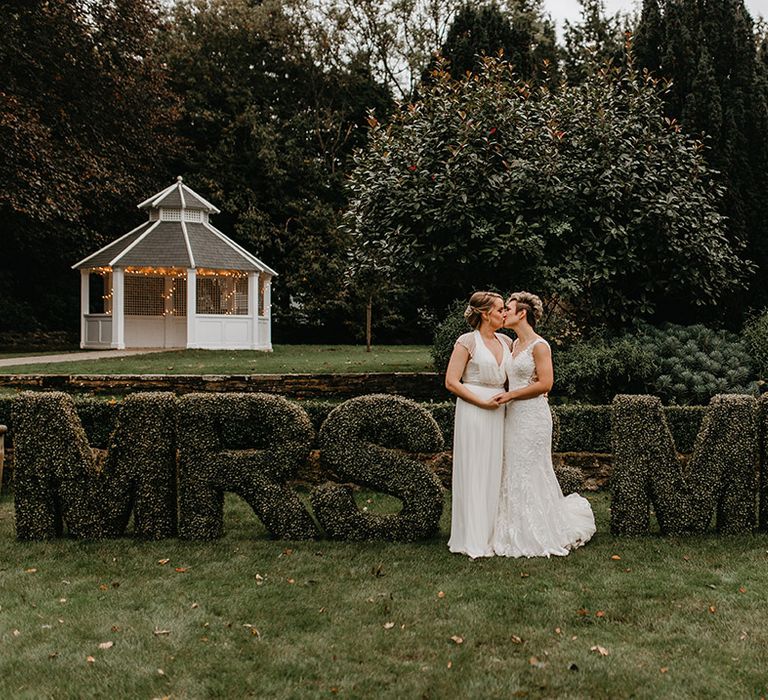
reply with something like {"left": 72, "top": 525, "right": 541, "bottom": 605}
{"left": 311, "top": 394, "right": 444, "bottom": 541}
{"left": 610, "top": 394, "right": 757, "bottom": 536}
{"left": 177, "top": 393, "right": 318, "bottom": 540}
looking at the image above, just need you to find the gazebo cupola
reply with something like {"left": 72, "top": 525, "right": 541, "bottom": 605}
{"left": 73, "top": 177, "right": 276, "bottom": 350}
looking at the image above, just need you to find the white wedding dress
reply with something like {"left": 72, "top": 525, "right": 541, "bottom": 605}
{"left": 448, "top": 330, "right": 511, "bottom": 558}
{"left": 492, "top": 338, "right": 596, "bottom": 557}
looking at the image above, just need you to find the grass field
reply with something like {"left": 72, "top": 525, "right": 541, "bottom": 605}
{"left": 0, "top": 346, "right": 434, "bottom": 375}
{"left": 1, "top": 490, "right": 767, "bottom": 699}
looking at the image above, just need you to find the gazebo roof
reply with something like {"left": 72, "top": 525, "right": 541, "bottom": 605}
{"left": 73, "top": 178, "right": 276, "bottom": 275}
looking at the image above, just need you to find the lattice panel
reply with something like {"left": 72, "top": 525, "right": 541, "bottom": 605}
{"left": 172, "top": 276, "right": 187, "bottom": 316}
{"left": 197, "top": 275, "right": 248, "bottom": 315}
{"left": 125, "top": 275, "right": 165, "bottom": 316}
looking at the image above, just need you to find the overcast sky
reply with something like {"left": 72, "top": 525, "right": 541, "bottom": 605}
{"left": 543, "top": 0, "right": 768, "bottom": 36}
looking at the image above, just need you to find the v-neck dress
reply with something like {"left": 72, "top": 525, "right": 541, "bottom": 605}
{"left": 448, "top": 330, "right": 510, "bottom": 558}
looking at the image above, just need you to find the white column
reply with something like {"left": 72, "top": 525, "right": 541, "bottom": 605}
{"left": 111, "top": 268, "right": 125, "bottom": 349}
{"left": 249, "top": 272, "right": 260, "bottom": 349}
{"left": 264, "top": 277, "right": 272, "bottom": 350}
{"left": 79, "top": 270, "right": 89, "bottom": 349}
{"left": 186, "top": 268, "right": 197, "bottom": 348}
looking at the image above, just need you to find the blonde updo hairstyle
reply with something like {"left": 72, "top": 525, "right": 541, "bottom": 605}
{"left": 464, "top": 291, "right": 503, "bottom": 330}
{"left": 508, "top": 291, "right": 543, "bottom": 329}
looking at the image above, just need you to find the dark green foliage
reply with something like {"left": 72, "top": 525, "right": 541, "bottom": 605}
{"left": 742, "top": 308, "right": 768, "bottom": 379}
{"left": 634, "top": 0, "right": 768, "bottom": 313}
{"left": 11, "top": 391, "right": 178, "bottom": 540}
{"left": 312, "top": 395, "right": 444, "bottom": 541}
{"left": 555, "top": 337, "right": 655, "bottom": 404}
{"left": 610, "top": 394, "right": 758, "bottom": 536}
{"left": 437, "top": 2, "right": 558, "bottom": 83}
{"left": 431, "top": 300, "right": 475, "bottom": 374}
{"left": 176, "top": 393, "right": 318, "bottom": 541}
{"left": 556, "top": 405, "right": 612, "bottom": 453}
{"left": 643, "top": 324, "right": 756, "bottom": 404}
{"left": 665, "top": 406, "right": 705, "bottom": 454}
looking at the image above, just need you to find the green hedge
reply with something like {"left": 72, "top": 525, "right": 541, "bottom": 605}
{"left": 311, "top": 395, "right": 444, "bottom": 541}
{"left": 176, "top": 393, "right": 319, "bottom": 541}
{"left": 610, "top": 394, "right": 757, "bottom": 536}
{"left": 0, "top": 394, "right": 706, "bottom": 455}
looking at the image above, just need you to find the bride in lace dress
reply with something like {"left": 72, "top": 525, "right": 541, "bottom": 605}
{"left": 491, "top": 292, "right": 595, "bottom": 557}
{"left": 444, "top": 291, "right": 512, "bottom": 558}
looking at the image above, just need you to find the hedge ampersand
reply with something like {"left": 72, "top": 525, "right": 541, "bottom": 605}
{"left": 311, "top": 394, "right": 444, "bottom": 541}
{"left": 177, "top": 393, "right": 318, "bottom": 540}
{"left": 610, "top": 394, "right": 757, "bottom": 536}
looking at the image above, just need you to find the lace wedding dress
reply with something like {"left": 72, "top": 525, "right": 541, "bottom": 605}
{"left": 492, "top": 338, "right": 596, "bottom": 557}
{"left": 448, "top": 330, "right": 511, "bottom": 558}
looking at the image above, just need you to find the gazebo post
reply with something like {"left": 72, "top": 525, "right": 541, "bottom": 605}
{"left": 249, "top": 272, "right": 260, "bottom": 349}
{"left": 265, "top": 278, "right": 272, "bottom": 349}
{"left": 186, "top": 268, "right": 197, "bottom": 348}
{"left": 79, "top": 270, "right": 89, "bottom": 349}
{"left": 111, "top": 267, "right": 125, "bottom": 350}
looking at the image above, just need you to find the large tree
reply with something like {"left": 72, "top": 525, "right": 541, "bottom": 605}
{"left": 343, "top": 56, "right": 748, "bottom": 329}
{"left": 157, "top": 0, "right": 392, "bottom": 339}
{"left": 0, "top": 0, "right": 181, "bottom": 331}
{"left": 634, "top": 0, "right": 768, "bottom": 311}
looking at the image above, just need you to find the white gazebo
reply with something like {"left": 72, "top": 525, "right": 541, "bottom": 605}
{"left": 73, "top": 177, "right": 276, "bottom": 350}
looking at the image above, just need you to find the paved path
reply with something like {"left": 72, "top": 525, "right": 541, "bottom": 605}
{"left": 0, "top": 348, "right": 170, "bottom": 368}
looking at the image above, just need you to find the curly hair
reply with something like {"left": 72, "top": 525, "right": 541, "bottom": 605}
{"left": 464, "top": 291, "right": 503, "bottom": 330}
{"left": 508, "top": 291, "right": 544, "bottom": 329}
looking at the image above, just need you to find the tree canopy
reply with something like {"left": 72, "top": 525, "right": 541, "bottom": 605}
{"left": 343, "top": 55, "right": 748, "bottom": 328}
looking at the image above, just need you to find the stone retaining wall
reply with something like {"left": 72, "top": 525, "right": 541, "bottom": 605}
{"left": 0, "top": 372, "right": 448, "bottom": 400}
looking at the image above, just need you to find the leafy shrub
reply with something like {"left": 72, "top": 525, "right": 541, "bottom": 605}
{"left": 742, "top": 308, "right": 768, "bottom": 379}
{"left": 610, "top": 394, "right": 758, "bottom": 536}
{"left": 312, "top": 394, "right": 444, "bottom": 541}
{"left": 431, "top": 300, "right": 474, "bottom": 374}
{"left": 642, "top": 324, "right": 756, "bottom": 405}
{"left": 555, "top": 335, "right": 655, "bottom": 405}
{"left": 177, "top": 393, "right": 319, "bottom": 541}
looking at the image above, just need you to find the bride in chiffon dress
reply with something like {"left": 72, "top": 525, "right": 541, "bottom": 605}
{"left": 444, "top": 292, "right": 512, "bottom": 558}
{"left": 492, "top": 292, "right": 595, "bottom": 558}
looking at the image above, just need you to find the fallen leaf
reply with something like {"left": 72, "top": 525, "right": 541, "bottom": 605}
{"left": 319, "top": 608, "right": 326, "bottom": 614}
{"left": 683, "top": 555, "right": 691, "bottom": 561}
{"left": 48, "top": 652, "right": 58, "bottom": 659}
{"left": 437, "top": 591, "right": 446, "bottom": 599}
{"left": 595, "top": 611, "right": 606, "bottom": 618}
{"left": 708, "top": 605, "right": 717, "bottom": 614}
{"left": 59, "top": 598, "right": 67, "bottom": 604}
{"left": 740, "top": 631, "right": 749, "bottom": 641}
{"left": 590, "top": 645, "right": 609, "bottom": 656}
{"left": 577, "top": 608, "right": 589, "bottom": 616}
{"left": 286, "top": 578, "right": 295, "bottom": 584}
{"left": 520, "top": 572, "right": 530, "bottom": 578}
{"left": 25, "top": 568, "right": 37, "bottom": 574}
{"left": 254, "top": 574, "right": 264, "bottom": 585}
{"left": 510, "top": 635, "right": 523, "bottom": 644}
{"left": 86, "top": 656, "right": 95, "bottom": 664}
{"left": 175, "top": 567, "right": 188, "bottom": 574}
{"left": 98, "top": 641, "right": 114, "bottom": 650}
{"left": 111, "top": 626, "right": 121, "bottom": 633}
{"left": 153, "top": 629, "right": 171, "bottom": 636}
{"left": 99, "top": 584, "right": 109, "bottom": 591}
{"left": 447, "top": 661, "right": 452, "bottom": 669}
{"left": 739, "top": 586, "right": 747, "bottom": 594}
{"left": 12, "top": 629, "right": 20, "bottom": 637}
{"left": 191, "top": 603, "right": 199, "bottom": 609}
{"left": 383, "top": 622, "right": 395, "bottom": 630}
{"left": 157, "top": 668, "right": 165, "bottom": 676}
{"left": 554, "top": 627, "right": 562, "bottom": 635}
{"left": 610, "top": 555, "right": 621, "bottom": 561}
{"left": 660, "top": 667, "right": 669, "bottom": 673}
{"left": 157, "top": 559, "right": 170, "bottom": 566}
{"left": 450, "top": 635, "right": 464, "bottom": 645}
{"left": 282, "top": 548, "right": 293, "bottom": 556}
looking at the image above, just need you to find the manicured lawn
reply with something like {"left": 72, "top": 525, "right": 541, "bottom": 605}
{"left": 0, "top": 345, "right": 434, "bottom": 375}
{"left": 0, "top": 490, "right": 766, "bottom": 698}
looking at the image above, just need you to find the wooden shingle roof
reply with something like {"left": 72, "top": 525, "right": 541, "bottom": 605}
{"left": 73, "top": 179, "right": 276, "bottom": 276}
